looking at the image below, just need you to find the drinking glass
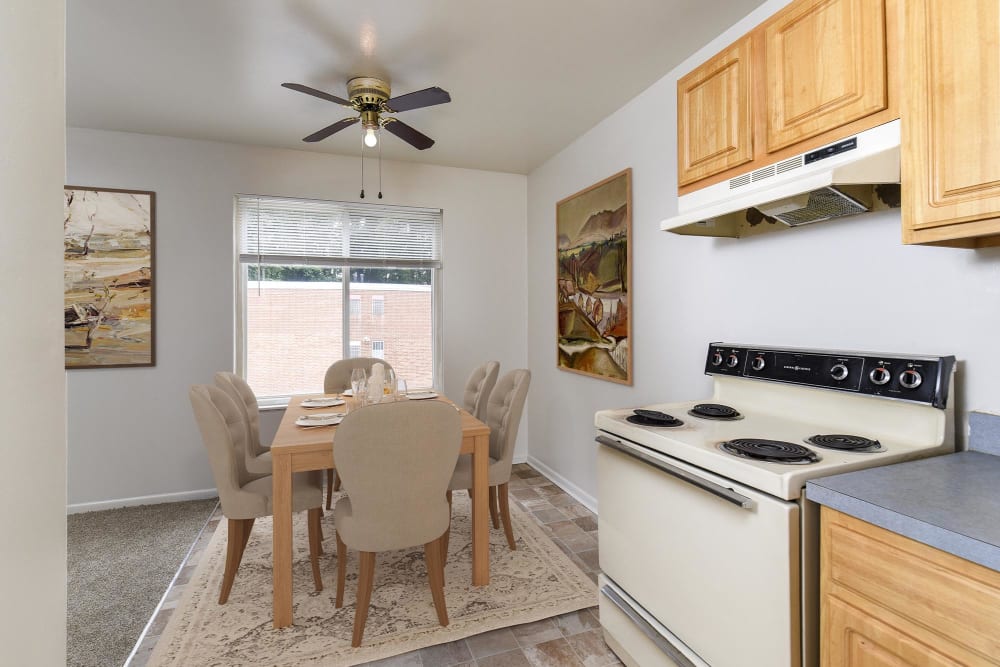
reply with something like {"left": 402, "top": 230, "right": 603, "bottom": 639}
{"left": 350, "top": 368, "right": 366, "bottom": 400}
{"left": 396, "top": 377, "right": 407, "bottom": 398}
{"left": 386, "top": 368, "right": 396, "bottom": 400}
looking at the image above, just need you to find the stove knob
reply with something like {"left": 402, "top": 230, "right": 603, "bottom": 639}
{"left": 726, "top": 353, "right": 740, "bottom": 368}
{"left": 711, "top": 351, "right": 724, "bottom": 367}
{"left": 830, "top": 363, "right": 849, "bottom": 381}
{"left": 899, "top": 369, "right": 923, "bottom": 390}
{"left": 869, "top": 367, "right": 892, "bottom": 386}
{"left": 751, "top": 355, "right": 766, "bottom": 371}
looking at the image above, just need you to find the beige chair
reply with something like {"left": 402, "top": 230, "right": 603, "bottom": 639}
{"left": 323, "top": 357, "right": 395, "bottom": 394}
{"left": 322, "top": 357, "right": 396, "bottom": 504}
{"left": 332, "top": 400, "right": 462, "bottom": 647}
{"left": 214, "top": 372, "right": 271, "bottom": 476}
{"left": 447, "top": 369, "right": 530, "bottom": 552}
{"left": 189, "top": 384, "right": 324, "bottom": 604}
{"left": 462, "top": 361, "right": 500, "bottom": 422}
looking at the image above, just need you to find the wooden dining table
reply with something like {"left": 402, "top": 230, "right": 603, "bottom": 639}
{"left": 270, "top": 392, "right": 492, "bottom": 628}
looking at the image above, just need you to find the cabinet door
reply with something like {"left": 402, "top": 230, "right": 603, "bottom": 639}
{"left": 676, "top": 37, "right": 753, "bottom": 187}
{"left": 764, "top": 0, "right": 888, "bottom": 153}
{"left": 902, "top": 0, "right": 1000, "bottom": 245}
{"left": 823, "top": 596, "right": 963, "bottom": 667}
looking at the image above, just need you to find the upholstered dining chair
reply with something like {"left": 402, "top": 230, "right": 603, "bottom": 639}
{"left": 323, "top": 357, "right": 395, "bottom": 394}
{"left": 462, "top": 361, "right": 499, "bottom": 422}
{"left": 332, "top": 400, "right": 462, "bottom": 647}
{"left": 189, "top": 384, "right": 324, "bottom": 604}
{"left": 322, "top": 357, "right": 396, "bottom": 504}
{"left": 214, "top": 371, "right": 271, "bottom": 476}
{"left": 447, "top": 369, "right": 531, "bottom": 553}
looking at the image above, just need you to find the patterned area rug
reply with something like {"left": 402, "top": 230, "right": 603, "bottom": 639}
{"left": 148, "top": 492, "right": 596, "bottom": 666}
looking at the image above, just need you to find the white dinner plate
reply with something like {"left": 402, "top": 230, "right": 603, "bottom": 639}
{"left": 301, "top": 397, "right": 346, "bottom": 408}
{"left": 295, "top": 412, "right": 345, "bottom": 427}
{"left": 406, "top": 391, "right": 439, "bottom": 400}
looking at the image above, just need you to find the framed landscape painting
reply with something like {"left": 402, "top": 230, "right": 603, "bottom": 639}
{"left": 556, "top": 168, "right": 632, "bottom": 384}
{"left": 64, "top": 186, "right": 156, "bottom": 368}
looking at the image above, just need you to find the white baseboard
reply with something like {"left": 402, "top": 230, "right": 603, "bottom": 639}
{"left": 526, "top": 456, "right": 598, "bottom": 514}
{"left": 67, "top": 488, "right": 218, "bottom": 515}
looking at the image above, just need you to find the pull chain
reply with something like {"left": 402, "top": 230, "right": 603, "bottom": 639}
{"left": 360, "top": 140, "right": 366, "bottom": 199}
{"left": 377, "top": 128, "right": 383, "bottom": 199}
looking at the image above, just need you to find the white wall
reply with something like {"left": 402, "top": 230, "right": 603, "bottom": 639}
{"left": 0, "top": 1, "right": 67, "bottom": 663}
{"left": 526, "top": 0, "right": 1000, "bottom": 507}
{"left": 66, "top": 129, "right": 527, "bottom": 507}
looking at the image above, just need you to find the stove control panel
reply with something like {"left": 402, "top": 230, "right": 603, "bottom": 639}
{"left": 704, "top": 343, "right": 955, "bottom": 408}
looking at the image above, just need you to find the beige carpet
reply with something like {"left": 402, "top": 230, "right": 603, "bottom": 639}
{"left": 148, "top": 493, "right": 597, "bottom": 666}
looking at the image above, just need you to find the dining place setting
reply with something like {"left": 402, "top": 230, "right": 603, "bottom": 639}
{"left": 178, "top": 355, "right": 596, "bottom": 664}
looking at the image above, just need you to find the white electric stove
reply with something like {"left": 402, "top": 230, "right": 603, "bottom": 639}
{"left": 595, "top": 343, "right": 956, "bottom": 667}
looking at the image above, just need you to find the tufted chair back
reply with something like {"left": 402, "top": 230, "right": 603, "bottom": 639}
{"left": 462, "top": 361, "right": 500, "bottom": 422}
{"left": 484, "top": 369, "right": 531, "bottom": 476}
{"left": 324, "top": 358, "right": 395, "bottom": 394}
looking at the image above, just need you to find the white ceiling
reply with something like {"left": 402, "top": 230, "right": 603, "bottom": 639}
{"left": 67, "top": 0, "right": 765, "bottom": 175}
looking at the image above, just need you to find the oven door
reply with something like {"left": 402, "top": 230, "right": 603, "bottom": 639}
{"left": 597, "top": 433, "right": 801, "bottom": 667}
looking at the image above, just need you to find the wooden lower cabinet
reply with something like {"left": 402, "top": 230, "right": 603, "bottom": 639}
{"left": 820, "top": 508, "right": 1000, "bottom": 666}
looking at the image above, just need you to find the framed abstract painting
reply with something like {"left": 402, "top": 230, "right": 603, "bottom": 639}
{"left": 64, "top": 186, "right": 156, "bottom": 368}
{"left": 556, "top": 168, "right": 632, "bottom": 384}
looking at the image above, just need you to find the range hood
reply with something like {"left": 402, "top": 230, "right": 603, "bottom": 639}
{"left": 662, "top": 119, "right": 901, "bottom": 238}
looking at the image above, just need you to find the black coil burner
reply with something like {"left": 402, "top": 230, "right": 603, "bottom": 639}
{"left": 626, "top": 409, "right": 684, "bottom": 428}
{"left": 719, "top": 438, "right": 820, "bottom": 464}
{"left": 806, "top": 434, "right": 883, "bottom": 452}
{"left": 688, "top": 403, "right": 743, "bottom": 420}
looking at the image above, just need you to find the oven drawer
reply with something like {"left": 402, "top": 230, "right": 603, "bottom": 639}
{"left": 597, "top": 433, "right": 801, "bottom": 667}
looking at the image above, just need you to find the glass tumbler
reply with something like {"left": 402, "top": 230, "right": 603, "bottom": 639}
{"left": 350, "top": 368, "right": 367, "bottom": 404}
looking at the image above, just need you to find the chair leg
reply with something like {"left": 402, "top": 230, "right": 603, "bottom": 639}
{"left": 333, "top": 473, "right": 342, "bottom": 492}
{"left": 489, "top": 486, "right": 500, "bottom": 529}
{"left": 424, "top": 536, "right": 449, "bottom": 627}
{"left": 352, "top": 552, "right": 377, "bottom": 647}
{"left": 325, "top": 469, "right": 335, "bottom": 510}
{"left": 240, "top": 517, "right": 255, "bottom": 554}
{"left": 335, "top": 532, "right": 347, "bottom": 608}
{"left": 307, "top": 507, "right": 323, "bottom": 592}
{"left": 219, "top": 518, "right": 251, "bottom": 604}
{"left": 442, "top": 490, "right": 453, "bottom": 564}
{"left": 498, "top": 482, "right": 516, "bottom": 551}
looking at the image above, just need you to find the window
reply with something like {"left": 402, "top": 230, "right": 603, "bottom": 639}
{"left": 236, "top": 195, "right": 442, "bottom": 404}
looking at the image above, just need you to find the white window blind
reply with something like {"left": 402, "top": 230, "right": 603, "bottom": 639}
{"left": 236, "top": 195, "right": 442, "bottom": 268}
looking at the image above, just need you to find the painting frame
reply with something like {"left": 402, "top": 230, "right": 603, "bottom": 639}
{"left": 64, "top": 185, "right": 156, "bottom": 369}
{"left": 556, "top": 168, "right": 632, "bottom": 385}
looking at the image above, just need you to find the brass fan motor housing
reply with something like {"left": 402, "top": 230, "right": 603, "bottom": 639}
{"left": 347, "top": 77, "right": 391, "bottom": 109}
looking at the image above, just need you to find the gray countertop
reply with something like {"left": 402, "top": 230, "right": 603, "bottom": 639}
{"left": 807, "top": 450, "right": 1000, "bottom": 571}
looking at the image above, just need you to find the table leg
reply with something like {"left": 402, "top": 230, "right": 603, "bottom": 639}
{"left": 471, "top": 433, "right": 490, "bottom": 586}
{"left": 272, "top": 451, "right": 294, "bottom": 627}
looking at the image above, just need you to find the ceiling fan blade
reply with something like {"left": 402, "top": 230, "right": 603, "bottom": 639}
{"left": 385, "top": 87, "right": 451, "bottom": 113}
{"left": 282, "top": 82, "right": 353, "bottom": 107}
{"left": 302, "top": 117, "right": 359, "bottom": 143}
{"left": 383, "top": 119, "right": 435, "bottom": 150}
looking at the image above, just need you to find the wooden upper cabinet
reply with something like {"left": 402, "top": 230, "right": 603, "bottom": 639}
{"left": 902, "top": 0, "right": 1000, "bottom": 247}
{"left": 764, "top": 0, "right": 888, "bottom": 153}
{"left": 677, "top": 0, "right": 899, "bottom": 194}
{"left": 677, "top": 37, "right": 754, "bottom": 187}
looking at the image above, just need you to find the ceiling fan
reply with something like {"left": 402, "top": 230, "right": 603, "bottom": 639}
{"left": 282, "top": 77, "right": 451, "bottom": 150}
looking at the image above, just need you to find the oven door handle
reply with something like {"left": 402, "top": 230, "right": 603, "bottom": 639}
{"left": 601, "top": 583, "right": 700, "bottom": 667}
{"left": 596, "top": 435, "right": 756, "bottom": 510}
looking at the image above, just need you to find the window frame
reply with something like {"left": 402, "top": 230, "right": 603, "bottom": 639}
{"left": 233, "top": 194, "right": 443, "bottom": 408}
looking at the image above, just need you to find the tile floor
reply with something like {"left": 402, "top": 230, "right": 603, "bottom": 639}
{"left": 128, "top": 464, "right": 620, "bottom": 667}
